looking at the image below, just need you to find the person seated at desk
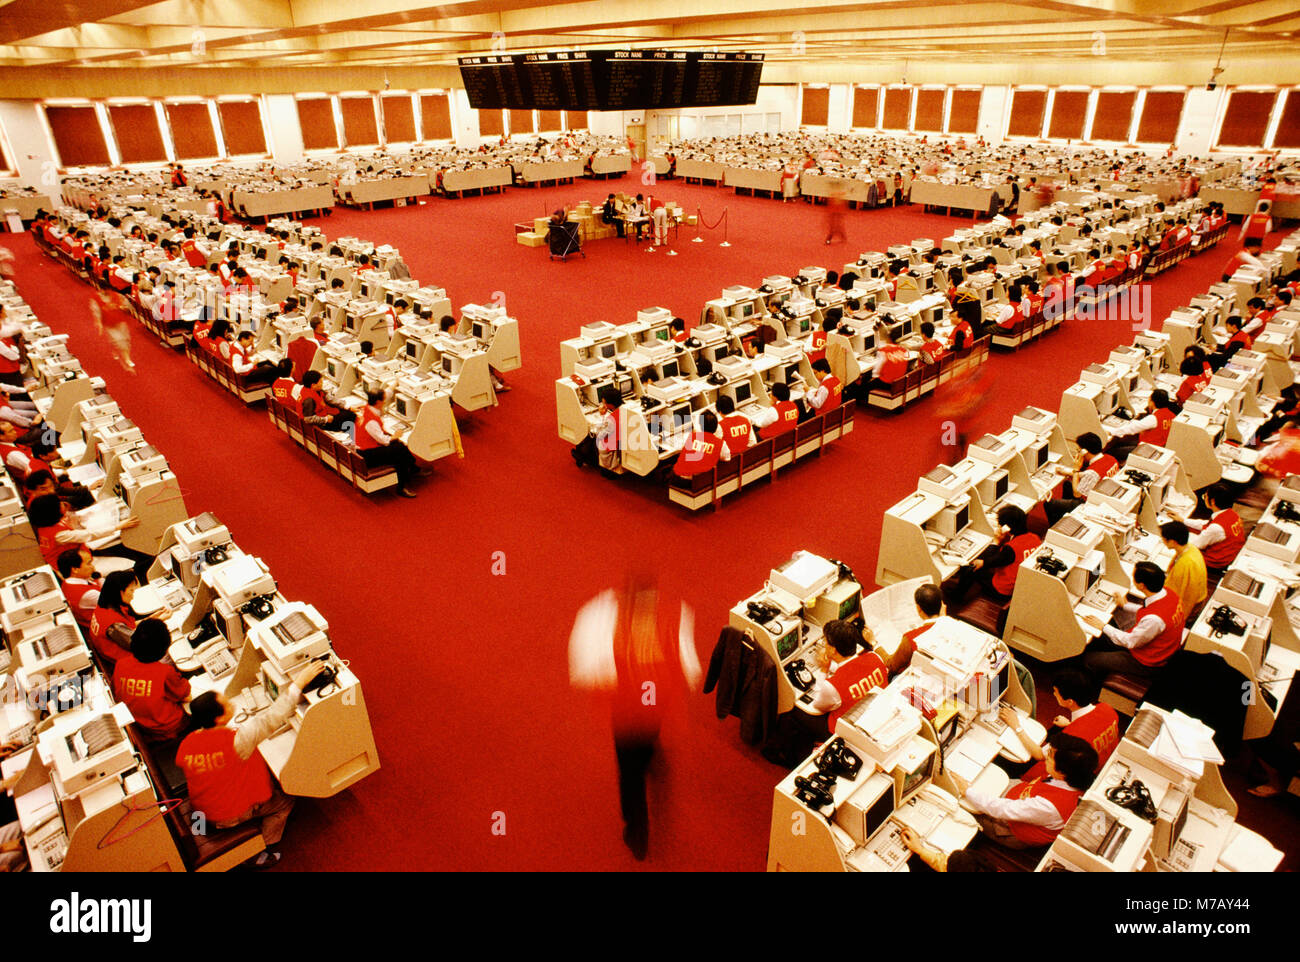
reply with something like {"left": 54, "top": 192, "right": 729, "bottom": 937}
{"left": 114, "top": 618, "right": 191, "bottom": 744}
{"left": 1172, "top": 483, "right": 1245, "bottom": 575}
{"left": 87, "top": 570, "right": 146, "bottom": 673}
{"left": 57, "top": 546, "right": 102, "bottom": 631}
{"left": 866, "top": 325, "right": 911, "bottom": 395}
{"left": 1175, "top": 356, "right": 1212, "bottom": 405}
{"left": 1105, "top": 389, "right": 1179, "bottom": 459}
{"left": 205, "top": 318, "right": 233, "bottom": 359}
{"left": 1081, "top": 561, "right": 1186, "bottom": 681}
{"left": 947, "top": 292, "right": 978, "bottom": 350}
{"left": 298, "top": 370, "right": 356, "bottom": 432}
{"left": 1210, "top": 315, "right": 1253, "bottom": 371}
{"left": 229, "top": 332, "right": 280, "bottom": 386}
{"left": 669, "top": 317, "right": 688, "bottom": 344}
{"left": 806, "top": 359, "right": 841, "bottom": 415}
{"left": 671, "top": 411, "right": 724, "bottom": 479}
{"left": 28, "top": 492, "right": 150, "bottom": 578}
{"left": 601, "top": 194, "right": 625, "bottom": 237}
{"left": 945, "top": 505, "right": 1040, "bottom": 608}
{"left": 917, "top": 321, "right": 944, "bottom": 363}
{"left": 178, "top": 660, "right": 327, "bottom": 869}
{"left": 807, "top": 316, "right": 835, "bottom": 365}
{"left": 1045, "top": 432, "right": 1118, "bottom": 525}
{"left": 269, "top": 359, "right": 297, "bottom": 406}
{"left": 309, "top": 318, "right": 329, "bottom": 346}
{"left": 1000, "top": 669, "right": 1119, "bottom": 773}
{"left": 949, "top": 734, "right": 1098, "bottom": 849}
{"left": 896, "top": 583, "right": 943, "bottom": 673}
{"left": 806, "top": 619, "right": 892, "bottom": 733}
{"left": 993, "top": 282, "right": 1029, "bottom": 331}
{"left": 754, "top": 382, "right": 800, "bottom": 439}
{"left": 716, "top": 396, "right": 753, "bottom": 457}
{"left": 356, "top": 388, "right": 420, "bottom": 499}
{"left": 1160, "top": 520, "right": 1208, "bottom": 619}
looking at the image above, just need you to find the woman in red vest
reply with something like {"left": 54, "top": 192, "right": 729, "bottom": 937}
{"left": 28, "top": 492, "right": 151, "bottom": 578}
{"left": 1000, "top": 668, "right": 1119, "bottom": 773}
{"left": 113, "top": 618, "right": 191, "bottom": 743}
{"left": 1082, "top": 561, "right": 1186, "bottom": 679}
{"left": 951, "top": 734, "right": 1098, "bottom": 848}
{"left": 946, "top": 505, "right": 1040, "bottom": 607}
{"left": 87, "top": 570, "right": 141, "bottom": 673}
{"left": 807, "top": 620, "right": 892, "bottom": 734}
{"left": 177, "top": 660, "right": 326, "bottom": 868}
{"left": 355, "top": 388, "right": 420, "bottom": 498}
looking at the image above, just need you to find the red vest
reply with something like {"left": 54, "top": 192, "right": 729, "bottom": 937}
{"left": 114, "top": 655, "right": 188, "bottom": 739}
{"left": 1005, "top": 762, "right": 1082, "bottom": 847}
{"left": 818, "top": 375, "right": 841, "bottom": 412}
{"left": 808, "top": 329, "right": 828, "bottom": 363}
{"left": 355, "top": 405, "right": 383, "bottom": 450}
{"left": 719, "top": 415, "right": 752, "bottom": 452}
{"left": 177, "top": 726, "right": 274, "bottom": 823}
{"left": 1244, "top": 212, "right": 1271, "bottom": 241}
{"left": 1202, "top": 509, "right": 1244, "bottom": 569}
{"left": 762, "top": 401, "right": 799, "bottom": 438}
{"left": 180, "top": 239, "right": 205, "bottom": 266}
{"left": 948, "top": 320, "right": 974, "bottom": 350}
{"left": 673, "top": 431, "right": 723, "bottom": 478}
{"left": 1064, "top": 704, "right": 1121, "bottom": 771}
{"left": 1140, "top": 408, "right": 1177, "bottom": 447}
{"left": 37, "top": 521, "right": 82, "bottom": 569}
{"left": 827, "top": 652, "right": 889, "bottom": 730}
{"left": 0, "top": 337, "right": 21, "bottom": 375}
{"left": 1130, "top": 589, "right": 1185, "bottom": 667}
{"left": 88, "top": 607, "right": 135, "bottom": 671}
{"left": 1176, "top": 372, "right": 1210, "bottom": 405}
{"left": 1227, "top": 329, "right": 1253, "bottom": 352}
{"left": 271, "top": 378, "right": 297, "bottom": 406}
{"left": 992, "top": 533, "right": 1040, "bottom": 597}
{"left": 1088, "top": 453, "right": 1119, "bottom": 480}
{"left": 877, "top": 344, "right": 909, "bottom": 383}
{"left": 61, "top": 579, "right": 102, "bottom": 630}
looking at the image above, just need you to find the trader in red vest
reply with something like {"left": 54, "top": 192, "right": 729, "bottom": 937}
{"left": 56, "top": 547, "right": 102, "bottom": 632}
{"left": 806, "top": 359, "right": 841, "bottom": 414}
{"left": 1175, "top": 356, "right": 1212, "bottom": 404}
{"left": 1045, "top": 431, "right": 1119, "bottom": 526}
{"left": 1081, "top": 561, "right": 1186, "bottom": 680}
{"left": 952, "top": 734, "right": 1098, "bottom": 848}
{"left": 177, "top": 661, "right": 325, "bottom": 868}
{"left": 893, "top": 583, "right": 943, "bottom": 675}
{"left": 715, "top": 395, "right": 752, "bottom": 458}
{"left": 1239, "top": 200, "right": 1273, "bottom": 245}
{"left": 946, "top": 505, "right": 1040, "bottom": 606}
{"left": 757, "top": 381, "right": 800, "bottom": 439}
{"left": 1105, "top": 389, "right": 1179, "bottom": 460}
{"left": 113, "top": 619, "right": 191, "bottom": 743}
{"left": 672, "top": 410, "right": 724, "bottom": 479}
{"left": 807, "top": 620, "right": 892, "bottom": 733}
{"left": 999, "top": 668, "right": 1119, "bottom": 773}
{"left": 1178, "top": 483, "right": 1245, "bottom": 573}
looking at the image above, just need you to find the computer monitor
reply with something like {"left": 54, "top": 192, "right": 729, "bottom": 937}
{"left": 838, "top": 588, "right": 862, "bottom": 621}
{"left": 442, "top": 355, "right": 454, "bottom": 374}
{"left": 655, "top": 328, "right": 670, "bottom": 341}
{"left": 737, "top": 302, "right": 755, "bottom": 319}
{"left": 394, "top": 395, "right": 409, "bottom": 419}
{"left": 667, "top": 403, "right": 691, "bottom": 432}
{"left": 799, "top": 317, "right": 811, "bottom": 333}
{"left": 933, "top": 499, "right": 969, "bottom": 538}
{"left": 599, "top": 342, "right": 617, "bottom": 360}
{"left": 472, "top": 321, "right": 487, "bottom": 341}
{"left": 405, "top": 340, "right": 419, "bottom": 359}
{"left": 733, "top": 381, "right": 752, "bottom": 405}
{"left": 326, "top": 359, "right": 339, "bottom": 379}
{"left": 617, "top": 376, "right": 634, "bottom": 398}
{"left": 713, "top": 345, "right": 731, "bottom": 360}
{"left": 1065, "top": 549, "right": 1105, "bottom": 598}
{"left": 776, "top": 628, "right": 799, "bottom": 660}
{"left": 1030, "top": 439, "right": 1050, "bottom": 469}
{"left": 784, "top": 363, "right": 800, "bottom": 384}
{"left": 660, "top": 359, "right": 680, "bottom": 379}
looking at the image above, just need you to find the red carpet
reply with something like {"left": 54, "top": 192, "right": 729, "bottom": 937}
{"left": 6, "top": 174, "right": 1297, "bottom": 870}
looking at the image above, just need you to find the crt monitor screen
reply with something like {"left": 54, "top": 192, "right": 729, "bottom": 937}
{"left": 599, "top": 342, "right": 617, "bottom": 359}
{"left": 472, "top": 321, "right": 487, "bottom": 340}
{"left": 405, "top": 341, "right": 419, "bottom": 358}
{"left": 660, "top": 360, "right": 680, "bottom": 379}
{"left": 799, "top": 318, "right": 811, "bottom": 332}
{"left": 733, "top": 382, "right": 752, "bottom": 404}
{"left": 838, "top": 589, "right": 862, "bottom": 621}
{"left": 714, "top": 345, "right": 730, "bottom": 360}
{"left": 669, "top": 404, "right": 691, "bottom": 430}
{"left": 617, "top": 376, "right": 634, "bottom": 398}
{"left": 395, "top": 396, "right": 408, "bottom": 418}
{"left": 738, "top": 302, "right": 755, "bottom": 318}
{"left": 442, "top": 355, "right": 454, "bottom": 374}
{"left": 655, "top": 329, "right": 670, "bottom": 341}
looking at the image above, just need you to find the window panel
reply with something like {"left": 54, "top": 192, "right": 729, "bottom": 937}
{"left": 46, "top": 105, "right": 111, "bottom": 167}
{"left": 801, "top": 86, "right": 829, "bottom": 126}
{"left": 1217, "top": 90, "right": 1277, "bottom": 148}
{"left": 882, "top": 87, "right": 912, "bottom": 129}
{"left": 108, "top": 104, "right": 166, "bottom": 163}
{"left": 948, "top": 89, "right": 981, "bottom": 134}
{"left": 914, "top": 88, "right": 945, "bottom": 132}
{"left": 1007, "top": 88, "right": 1047, "bottom": 137}
{"left": 340, "top": 96, "right": 378, "bottom": 147}
{"left": 296, "top": 98, "right": 338, "bottom": 150}
{"left": 165, "top": 102, "right": 218, "bottom": 159}
{"left": 382, "top": 95, "right": 415, "bottom": 143}
{"left": 218, "top": 101, "right": 266, "bottom": 155}
{"left": 852, "top": 87, "right": 878, "bottom": 128}
{"left": 419, "top": 94, "right": 452, "bottom": 140}
{"left": 1090, "top": 91, "right": 1136, "bottom": 142}
{"left": 1136, "top": 90, "right": 1185, "bottom": 144}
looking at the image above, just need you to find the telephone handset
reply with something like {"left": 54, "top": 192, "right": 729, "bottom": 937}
{"left": 785, "top": 659, "right": 814, "bottom": 691}
{"left": 1208, "top": 604, "right": 1247, "bottom": 638}
{"left": 917, "top": 784, "right": 960, "bottom": 815}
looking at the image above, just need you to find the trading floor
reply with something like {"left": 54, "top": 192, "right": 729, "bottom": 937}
{"left": 7, "top": 175, "right": 1298, "bottom": 871}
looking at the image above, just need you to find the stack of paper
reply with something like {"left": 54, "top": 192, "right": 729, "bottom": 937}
{"left": 1150, "top": 710, "right": 1223, "bottom": 778}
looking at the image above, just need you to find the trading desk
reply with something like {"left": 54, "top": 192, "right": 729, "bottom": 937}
{"left": 0, "top": 192, "right": 59, "bottom": 220}
{"left": 910, "top": 181, "right": 1012, "bottom": 216}
{"left": 440, "top": 166, "right": 512, "bottom": 194}
{"left": 590, "top": 155, "right": 631, "bottom": 177}
{"left": 231, "top": 185, "right": 334, "bottom": 219}
{"left": 799, "top": 172, "right": 877, "bottom": 204}
{"left": 517, "top": 160, "right": 583, "bottom": 184}
{"left": 677, "top": 158, "right": 726, "bottom": 183}
{"left": 724, "top": 167, "right": 785, "bottom": 193}
{"left": 337, "top": 174, "right": 430, "bottom": 206}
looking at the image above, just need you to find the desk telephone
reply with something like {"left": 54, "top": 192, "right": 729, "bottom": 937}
{"left": 1035, "top": 550, "right": 1067, "bottom": 576}
{"left": 794, "top": 771, "right": 838, "bottom": 813}
{"left": 785, "top": 659, "right": 814, "bottom": 691}
{"left": 1208, "top": 604, "right": 1247, "bottom": 638}
{"left": 240, "top": 593, "right": 276, "bottom": 620}
{"left": 893, "top": 784, "right": 963, "bottom": 838}
{"left": 816, "top": 737, "right": 862, "bottom": 780}
{"left": 1273, "top": 499, "right": 1300, "bottom": 524}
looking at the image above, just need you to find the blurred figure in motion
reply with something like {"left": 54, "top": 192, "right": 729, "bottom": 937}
{"left": 568, "top": 572, "right": 701, "bottom": 860}
{"left": 934, "top": 364, "right": 991, "bottom": 465}
{"left": 89, "top": 288, "right": 136, "bottom": 373}
{"left": 823, "top": 182, "right": 847, "bottom": 245}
